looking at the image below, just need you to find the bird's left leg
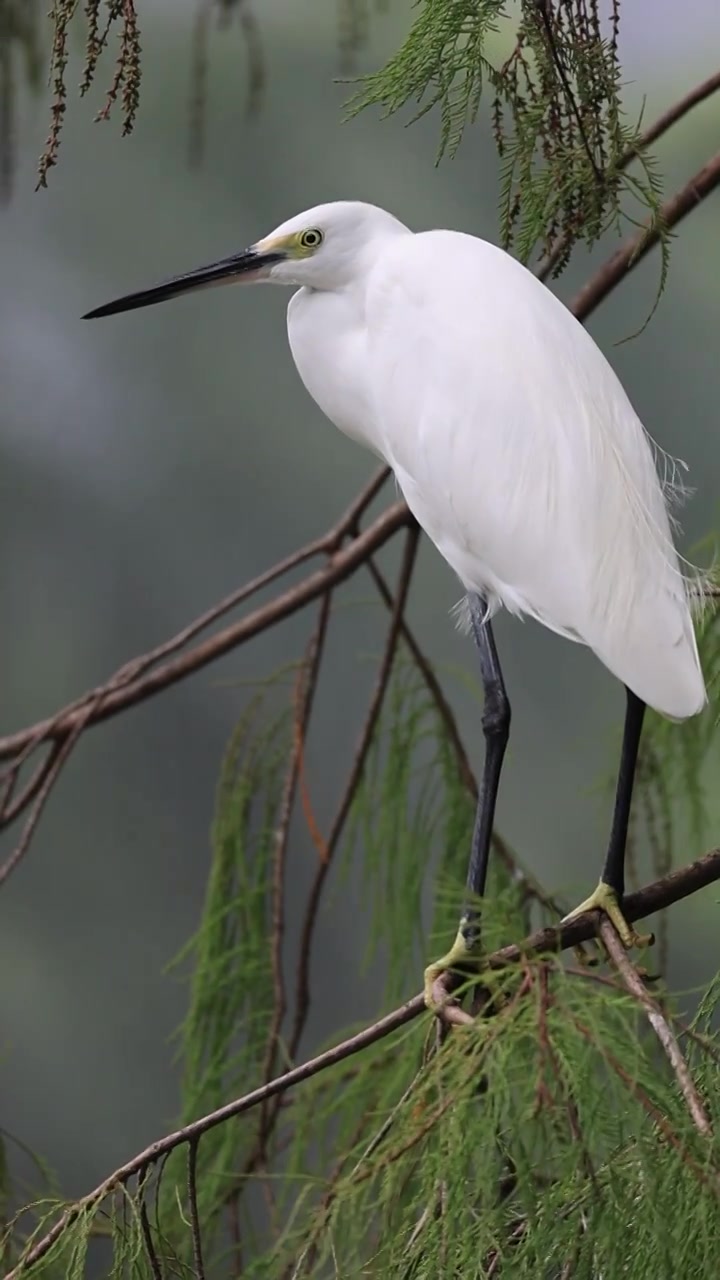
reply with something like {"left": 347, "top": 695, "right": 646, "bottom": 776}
{"left": 561, "top": 688, "right": 652, "bottom": 950}
{"left": 424, "top": 594, "right": 511, "bottom": 1007}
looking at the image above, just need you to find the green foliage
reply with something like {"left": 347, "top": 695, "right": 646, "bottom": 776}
{"left": 1, "top": 4, "right": 718, "bottom": 1277}
{"left": 5, "top": 652, "right": 719, "bottom": 1278}
{"left": 346, "top": 656, "right": 478, "bottom": 1004}
{"left": 158, "top": 684, "right": 294, "bottom": 1267}
{"left": 348, "top": 0, "right": 668, "bottom": 278}
{"left": 265, "top": 963, "right": 720, "bottom": 1279}
{"left": 8, "top": 1, "right": 385, "bottom": 190}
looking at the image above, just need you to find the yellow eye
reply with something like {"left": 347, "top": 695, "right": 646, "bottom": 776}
{"left": 299, "top": 228, "right": 323, "bottom": 250}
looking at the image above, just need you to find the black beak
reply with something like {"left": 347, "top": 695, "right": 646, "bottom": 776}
{"left": 83, "top": 246, "right": 286, "bottom": 320}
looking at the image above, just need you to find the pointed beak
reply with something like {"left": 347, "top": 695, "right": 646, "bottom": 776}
{"left": 83, "top": 244, "right": 286, "bottom": 320}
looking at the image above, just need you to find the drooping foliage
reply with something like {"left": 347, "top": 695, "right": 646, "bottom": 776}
{"left": 3, "top": 647, "right": 720, "bottom": 1277}
{"left": 2, "top": 5, "right": 720, "bottom": 1278}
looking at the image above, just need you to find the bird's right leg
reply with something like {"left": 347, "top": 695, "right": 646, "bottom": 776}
{"left": 561, "top": 688, "right": 652, "bottom": 950}
{"left": 424, "top": 594, "right": 511, "bottom": 1007}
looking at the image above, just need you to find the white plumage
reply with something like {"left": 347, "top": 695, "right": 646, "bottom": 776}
{"left": 284, "top": 202, "right": 705, "bottom": 720}
{"left": 84, "top": 197, "right": 708, "bottom": 990}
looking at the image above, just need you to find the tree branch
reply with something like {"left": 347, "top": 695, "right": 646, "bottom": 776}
{"left": 638, "top": 68, "right": 720, "bottom": 151}
{"left": 486, "top": 848, "right": 720, "bottom": 968}
{"left": 570, "top": 149, "right": 720, "bottom": 319}
{"left": 4, "top": 138, "right": 716, "bottom": 776}
{"left": 0, "top": 500, "right": 409, "bottom": 764}
{"left": 1, "top": 128, "right": 719, "bottom": 895}
{"left": 290, "top": 524, "right": 421, "bottom": 1057}
{"left": 598, "top": 918, "right": 712, "bottom": 1138}
{"left": 537, "top": 66, "right": 720, "bottom": 282}
{"left": 260, "top": 593, "right": 333, "bottom": 1121}
{"left": 6, "top": 846, "right": 719, "bottom": 1280}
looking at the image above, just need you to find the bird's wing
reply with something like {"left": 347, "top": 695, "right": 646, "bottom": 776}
{"left": 365, "top": 230, "right": 705, "bottom": 718}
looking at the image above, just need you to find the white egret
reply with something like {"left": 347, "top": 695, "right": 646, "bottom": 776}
{"left": 85, "top": 201, "right": 707, "bottom": 1004}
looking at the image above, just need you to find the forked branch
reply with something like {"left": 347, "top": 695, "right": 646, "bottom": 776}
{"left": 1, "top": 136, "right": 719, "bottom": 890}
{"left": 598, "top": 918, "right": 712, "bottom": 1138}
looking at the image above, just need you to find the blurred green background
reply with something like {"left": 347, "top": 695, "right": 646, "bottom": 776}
{"left": 1, "top": 0, "right": 719, "bottom": 1202}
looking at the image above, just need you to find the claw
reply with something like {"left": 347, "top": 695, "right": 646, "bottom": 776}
{"left": 424, "top": 918, "right": 482, "bottom": 1009}
{"left": 561, "top": 880, "right": 653, "bottom": 951}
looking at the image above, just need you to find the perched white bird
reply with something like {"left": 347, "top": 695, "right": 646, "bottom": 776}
{"left": 85, "top": 201, "right": 707, "bottom": 1003}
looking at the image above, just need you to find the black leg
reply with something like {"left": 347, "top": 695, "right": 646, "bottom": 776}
{"left": 560, "top": 685, "right": 649, "bottom": 950}
{"left": 461, "top": 594, "right": 511, "bottom": 947}
{"left": 600, "top": 687, "right": 646, "bottom": 899}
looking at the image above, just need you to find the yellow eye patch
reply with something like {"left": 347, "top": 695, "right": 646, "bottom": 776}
{"left": 298, "top": 228, "right": 323, "bottom": 250}
{"left": 256, "top": 228, "right": 324, "bottom": 259}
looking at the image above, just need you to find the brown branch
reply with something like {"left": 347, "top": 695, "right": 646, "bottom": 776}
{"left": 1, "top": 136, "right": 719, "bottom": 889}
{"left": 537, "top": 66, "right": 720, "bottom": 282}
{"left": 598, "top": 918, "right": 712, "bottom": 1138}
{"left": 0, "top": 743, "right": 62, "bottom": 826}
{"left": 289, "top": 1067, "right": 425, "bottom": 1280}
{"left": 0, "top": 501, "right": 408, "bottom": 764}
{"left": 566, "top": 965, "right": 720, "bottom": 1070}
{"left": 485, "top": 847, "right": 720, "bottom": 969}
{"left": 2, "top": 146, "right": 716, "bottom": 777}
{"left": 366, "top": 556, "right": 570, "bottom": 924}
{"left": 227, "top": 530, "right": 420, "bottom": 1227}
{"left": 2, "top": 992, "right": 422, "bottom": 1280}
{"left": 0, "top": 712, "right": 92, "bottom": 887}
{"left": 289, "top": 523, "right": 421, "bottom": 1057}
{"left": 638, "top": 68, "right": 720, "bottom": 151}
{"left": 3, "top": 143, "right": 713, "bottom": 792}
{"left": 137, "top": 1171, "right": 163, "bottom": 1280}
{"left": 570, "top": 149, "right": 720, "bottom": 320}
{"left": 366, "top": 555, "right": 477, "bottom": 799}
{"left": 7, "top": 847, "right": 719, "bottom": 1280}
{"left": 535, "top": 964, "right": 598, "bottom": 1190}
{"left": 258, "top": 594, "right": 332, "bottom": 1148}
{"left": 186, "top": 1140, "right": 206, "bottom": 1280}
{"left": 572, "top": 1016, "right": 720, "bottom": 1198}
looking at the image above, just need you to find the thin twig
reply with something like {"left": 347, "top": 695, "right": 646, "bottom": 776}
{"left": 215, "top": 600, "right": 335, "bottom": 1233}
{"left": 485, "top": 848, "right": 720, "bottom": 969}
{"left": 569, "top": 149, "right": 720, "bottom": 319}
{"left": 0, "top": 743, "right": 62, "bottom": 825}
{"left": 638, "top": 68, "right": 720, "bottom": 151}
{"left": 0, "top": 139, "right": 716, "bottom": 785}
{"left": 536, "top": 965, "right": 598, "bottom": 1189}
{"left": 186, "top": 1139, "right": 206, "bottom": 1280}
{"left": 0, "top": 715, "right": 90, "bottom": 886}
{"left": 3, "top": 136, "right": 716, "bottom": 900}
{"left": 534, "top": 0, "right": 603, "bottom": 184}
{"left": 0, "top": 464, "right": 385, "bottom": 777}
{"left": 598, "top": 918, "right": 712, "bottom": 1138}
{"left": 1, "top": 994, "right": 423, "bottom": 1280}
{"left": 258, "top": 593, "right": 332, "bottom": 1142}
{"left": 366, "top": 555, "right": 477, "bottom": 798}
{"left": 290, "top": 1069, "right": 424, "bottom": 1280}
{"left": 137, "top": 1167, "right": 162, "bottom": 1280}
{"left": 0, "top": 500, "right": 407, "bottom": 767}
{"left": 572, "top": 1015, "right": 720, "bottom": 1197}
{"left": 289, "top": 524, "right": 421, "bottom": 1057}
{"left": 537, "top": 65, "right": 720, "bottom": 281}
{"left": 564, "top": 966, "right": 720, "bottom": 1067}
{"left": 6, "top": 848, "right": 720, "bottom": 1280}
{"left": 368, "top": 557, "right": 572, "bottom": 933}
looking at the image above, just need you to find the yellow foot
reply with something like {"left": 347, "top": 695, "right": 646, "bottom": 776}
{"left": 561, "top": 881, "right": 653, "bottom": 950}
{"left": 423, "top": 920, "right": 482, "bottom": 1009}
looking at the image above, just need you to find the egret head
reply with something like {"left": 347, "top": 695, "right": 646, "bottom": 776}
{"left": 83, "top": 201, "right": 409, "bottom": 320}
